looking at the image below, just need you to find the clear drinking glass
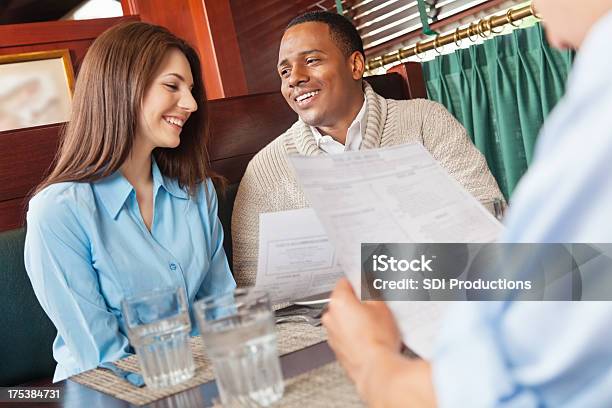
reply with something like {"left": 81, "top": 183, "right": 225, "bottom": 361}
{"left": 194, "top": 288, "right": 284, "bottom": 407}
{"left": 121, "top": 286, "right": 195, "bottom": 389}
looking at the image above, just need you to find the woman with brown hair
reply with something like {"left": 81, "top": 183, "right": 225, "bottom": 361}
{"left": 23, "top": 22, "right": 235, "bottom": 381}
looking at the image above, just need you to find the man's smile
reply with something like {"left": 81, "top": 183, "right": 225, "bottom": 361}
{"left": 294, "top": 89, "right": 320, "bottom": 107}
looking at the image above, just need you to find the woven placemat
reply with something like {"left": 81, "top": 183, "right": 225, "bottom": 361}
{"left": 71, "top": 323, "right": 327, "bottom": 406}
{"left": 212, "top": 361, "right": 364, "bottom": 408}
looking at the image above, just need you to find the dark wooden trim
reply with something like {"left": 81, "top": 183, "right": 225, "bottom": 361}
{"left": 128, "top": 0, "right": 247, "bottom": 98}
{"left": 0, "top": 16, "right": 139, "bottom": 49}
{"left": 201, "top": 0, "right": 249, "bottom": 97}
{"left": 386, "top": 62, "right": 428, "bottom": 100}
{"left": 119, "top": 0, "right": 139, "bottom": 15}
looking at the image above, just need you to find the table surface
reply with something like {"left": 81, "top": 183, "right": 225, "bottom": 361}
{"left": 3, "top": 341, "right": 336, "bottom": 408}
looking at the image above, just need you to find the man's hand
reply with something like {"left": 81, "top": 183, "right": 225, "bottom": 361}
{"left": 322, "top": 278, "right": 402, "bottom": 388}
{"left": 322, "top": 278, "right": 437, "bottom": 408}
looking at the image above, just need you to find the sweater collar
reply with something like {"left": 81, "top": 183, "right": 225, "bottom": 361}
{"left": 291, "top": 82, "right": 388, "bottom": 156}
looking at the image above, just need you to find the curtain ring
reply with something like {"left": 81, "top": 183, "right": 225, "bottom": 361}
{"left": 506, "top": 9, "right": 522, "bottom": 27}
{"left": 477, "top": 19, "right": 489, "bottom": 38}
{"left": 530, "top": 3, "right": 542, "bottom": 19}
{"left": 489, "top": 17, "right": 503, "bottom": 34}
{"left": 453, "top": 27, "right": 463, "bottom": 47}
{"left": 433, "top": 36, "right": 444, "bottom": 55}
{"left": 467, "top": 22, "right": 479, "bottom": 42}
{"left": 413, "top": 42, "right": 425, "bottom": 60}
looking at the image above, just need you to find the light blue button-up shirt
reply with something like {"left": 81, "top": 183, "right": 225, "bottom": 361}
{"left": 433, "top": 11, "right": 612, "bottom": 408}
{"left": 24, "top": 160, "right": 235, "bottom": 382}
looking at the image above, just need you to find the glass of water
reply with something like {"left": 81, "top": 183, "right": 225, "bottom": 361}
{"left": 121, "top": 286, "right": 195, "bottom": 388}
{"left": 194, "top": 288, "right": 284, "bottom": 407}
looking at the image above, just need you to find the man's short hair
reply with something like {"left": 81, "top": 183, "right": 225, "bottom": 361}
{"left": 286, "top": 11, "right": 365, "bottom": 59}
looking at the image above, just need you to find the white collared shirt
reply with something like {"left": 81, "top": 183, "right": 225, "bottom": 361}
{"left": 309, "top": 95, "right": 367, "bottom": 154}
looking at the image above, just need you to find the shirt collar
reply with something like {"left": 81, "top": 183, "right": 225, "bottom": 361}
{"left": 310, "top": 93, "right": 367, "bottom": 153}
{"left": 94, "top": 159, "right": 188, "bottom": 219}
{"left": 151, "top": 159, "right": 189, "bottom": 200}
{"left": 93, "top": 170, "right": 133, "bottom": 219}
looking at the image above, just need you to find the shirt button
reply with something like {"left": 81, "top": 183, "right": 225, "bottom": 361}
{"left": 169, "top": 263, "right": 177, "bottom": 271}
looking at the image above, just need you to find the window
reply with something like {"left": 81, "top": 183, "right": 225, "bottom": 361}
{"left": 309, "top": 0, "right": 520, "bottom": 58}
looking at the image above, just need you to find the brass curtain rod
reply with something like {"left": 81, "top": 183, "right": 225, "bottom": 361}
{"left": 366, "top": 2, "right": 539, "bottom": 71}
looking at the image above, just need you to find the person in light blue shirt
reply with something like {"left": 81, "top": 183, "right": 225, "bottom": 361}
{"left": 321, "top": 0, "right": 612, "bottom": 406}
{"left": 24, "top": 22, "right": 235, "bottom": 382}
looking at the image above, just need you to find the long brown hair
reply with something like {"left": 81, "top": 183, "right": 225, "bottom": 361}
{"left": 35, "top": 22, "right": 218, "bottom": 196}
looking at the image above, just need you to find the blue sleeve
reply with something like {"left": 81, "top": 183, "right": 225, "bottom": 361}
{"left": 195, "top": 179, "right": 236, "bottom": 301}
{"left": 433, "top": 302, "right": 612, "bottom": 408}
{"left": 24, "top": 189, "right": 130, "bottom": 380}
{"left": 432, "top": 20, "right": 612, "bottom": 407}
{"left": 432, "top": 303, "right": 539, "bottom": 407}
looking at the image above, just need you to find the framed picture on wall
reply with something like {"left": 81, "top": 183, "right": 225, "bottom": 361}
{"left": 0, "top": 49, "right": 75, "bottom": 132}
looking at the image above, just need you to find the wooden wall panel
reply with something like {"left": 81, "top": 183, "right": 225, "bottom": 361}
{"left": 0, "top": 16, "right": 139, "bottom": 71}
{"left": 122, "top": 0, "right": 248, "bottom": 99}
{"left": 0, "top": 16, "right": 138, "bottom": 48}
{"left": 208, "top": 92, "right": 297, "bottom": 183}
{"left": 386, "top": 62, "right": 428, "bottom": 100}
{"left": 0, "top": 124, "right": 60, "bottom": 230}
{"left": 230, "top": 0, "right": 334, "bottom": 95}
{"left": 208, "top": 92, "right": 296, "bottom": 160}
{"left": 199, "top": 0, "right": 248, "bottom": 98}
{"left": 0, "top": 124, "right": 61, "bottom": 203}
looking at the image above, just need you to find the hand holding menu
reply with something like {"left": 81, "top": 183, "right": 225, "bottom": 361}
{"left": 288, "top": 143, "right": 503, "bottom": 358}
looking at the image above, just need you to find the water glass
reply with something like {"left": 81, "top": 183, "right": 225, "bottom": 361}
{"left": 121, "top": 286, "right": 195, "bottom": 389}
{"left": 194, "top": 288, "right": 284, "bottom": 407}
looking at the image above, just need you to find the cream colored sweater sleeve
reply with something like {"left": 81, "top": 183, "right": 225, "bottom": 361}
{"left": 418, "top": 100, "right": 504, "bottom": 203}
{"left": 231, "top": 138, "right": 309, "bottom": 288}
{"left": 231, "top": 160, "right": 269, "bottom": 288}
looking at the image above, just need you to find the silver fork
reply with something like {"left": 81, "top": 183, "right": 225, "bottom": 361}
{"left": 275, "top": 314, "right": 322, "bottom": 326}
{"left": 275, "top": 306, "right": 326, "bottom": 326}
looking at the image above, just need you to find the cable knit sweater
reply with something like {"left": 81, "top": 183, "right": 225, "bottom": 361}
{"left": 232, "top": 83, "right": 503, "bottom": 287}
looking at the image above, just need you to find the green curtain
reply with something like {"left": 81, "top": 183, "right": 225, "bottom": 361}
{"left": 423, "top": 23, "right": 574, "bottom": 199}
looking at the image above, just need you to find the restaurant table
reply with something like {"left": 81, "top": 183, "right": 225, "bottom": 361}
{"left": 4, "top": 341, "right": 337, "bottom": 408}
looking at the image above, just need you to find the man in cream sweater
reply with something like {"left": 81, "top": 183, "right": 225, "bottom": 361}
{"left": 232, "top": 11, "right": 503, "bottom": 287}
